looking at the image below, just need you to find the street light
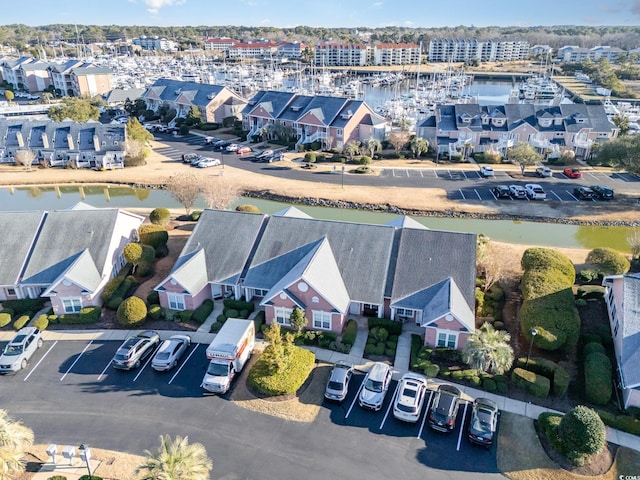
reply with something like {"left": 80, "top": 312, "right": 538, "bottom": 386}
{"left": 341, "top": 164, "right": 345, "bottom": 189}
{"left": 525, "top": 328, "right": 538, "bottom": 369}
{"left": 78, "top": 444, "right": 92, "bottom": 478}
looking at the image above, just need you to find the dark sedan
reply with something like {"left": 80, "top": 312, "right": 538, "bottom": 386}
{"left": 574, "top": 186, "right": 596, "bottom": 200}
{"left": 468, "top": 398, "right": 499, "bottom": 447}
{"left": 590, "top": 185, "right": 614, "bottom": 200}
{"left": 428, "top": 384, "right": 461, "bottom": 432}
{"left": 491, "top": 185, "right": 511, "bottom": 199}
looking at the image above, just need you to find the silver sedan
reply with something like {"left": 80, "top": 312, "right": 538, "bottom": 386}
{"left": 151, "top": 335, "right": 191, "bottom": 372}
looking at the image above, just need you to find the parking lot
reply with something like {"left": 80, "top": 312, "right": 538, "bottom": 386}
{"left": 1, "top": 338, "right": 500, "bottom": 479}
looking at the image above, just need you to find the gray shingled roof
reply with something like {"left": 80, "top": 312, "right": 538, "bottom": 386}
{"left": 621, "top": 274, "right": 640, "bottom": 388}
{"left": 144, "top": 78, "right": 241, "bottom": 109}
{"left": 245, "top": 91, "right": 296, "bottom": 118}
{"left": 385, "top": 216, "right": 428, "bottom": 230}
{"left": 0, "top": 211, "right": 45, "bottom": 285}
{"left": 173, "top": 209, "right": 266, "bottom": 285}
{"left": 297, "top": 95, "right": 350, "bottom": 126}
{"left": 387, "top": 228, "right": 476, "bottom": 310}
{"left": 21, "top": 209, "right": 119, "bottom": 285}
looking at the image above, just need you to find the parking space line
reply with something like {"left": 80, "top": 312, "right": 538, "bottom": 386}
{"left": 60, "top": 340, "right": 93, "bottom": 381}
{"left": 461, "top": 171, "right": 468, "bottom": 179}
{"left": 419, "top": 170, "right": 424, "bottom": 178}
{"left": 447, "top": 170, "right": 452, "bottom": 178}
{"left": 473, "top": 189, "right": 481, "bottom": 200}
{"left": 456, "top": 401, "right": 470, "bottom": 451}
{"left": 345, "top": 379, "right": 366, "bottom": 419}
{"left": 549, "top": 190, "right": 562, "bottom": 201}
{"left": 405, "top": 169, "right": 410, "bottom": 177}
{"left": 586, "top": 172, "right": 600, "bottom": 180}
{"left": 432, "top": 169, "right": 439, "bottom": 178}
{"left": 24, "top": 341, "right": 58, "bottom": 382}
{"left": 97, "top": 359, "right": 112, "bottom": 381}
{"left": 133, "top": 345, "right": 161, "bottom": 382}
{"left": 392, "top": 169, "right": 400, "bottom": 177}
{"left": 417, "top": 390, "right": 434, "bottom": 439}
{"left": 567, "top": 191, "right": 579, "bottom": 202}
{"left": 168, "top": 343, "right": 201, "bottom": 385}
{"left": 379, "top": 382, "right": 401, "bottom": 430}
{"left": 459, "top": 189, "right": 466, "bottom": 200}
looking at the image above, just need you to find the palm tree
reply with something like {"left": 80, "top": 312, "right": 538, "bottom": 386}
{"left": 0, "top": 409, "right": 34, "bottom": 480}
{"left": 344, "top": 140, "right": 361, "bottom": 162}
{"left": 409, "top": 136, "right": 429, "bottom": 159}
{"left": 136, "top": 435, "right": 213, "bottom": 480}
{"left": 462, "top": 322, "right": 514, "bottom": 375}
{"left": 366, "top": 138, "right": 382, "bottom": 158}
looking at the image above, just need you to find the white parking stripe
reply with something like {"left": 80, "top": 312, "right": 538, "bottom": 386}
{"left": 168, "top": 343, "right": 200, "bottom": 385}
{"left": 133, "top": 344, "right": 161, "bottom": 382}
{"left": 379, "top": 382, "right": 401, "bottom": 430}
{"left": 432, "top": 169, "right": 439, "bottom": 177}
{"left": 567, "top": 191, "right": 579, "bottom": 201}
{"left": 474, "top": 189, "right": 481, "bottom": 200}
{"left": 549, "top": 190, "right": 562, "bottom": 201}
{"left": 405, "top": 169, "right": 410, "bottom": 177}
{"left": 417, "top": 390, "right": 434, "bottom": 439}
{"left": 24, "top": 340, "right": 58, "bottom": 381}
{"left": 459, "top": 189, "right": 466, "bottom": 200}
{"left": 419, "top": 170, "right": 424, "bottom": 178}
{"left": 97, "top": 359, "right": 112, "bottom": 381}
{"left": 456, "top": 401, "right": 470, "bottom": 451}
{"left": 586, "top": 172, "right": 599, "bottom": 180}
{"left": 461, "top": 171, "right": 468, "bottom": 179}
{"left": 345, "top": 377, "right": 366, "bottom": 419}
{"left": 60, "top": 340, "right": 93, "bottom": 381}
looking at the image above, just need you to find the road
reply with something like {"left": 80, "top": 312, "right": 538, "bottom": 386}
{"left": 0, "top": 338, "right": 504, "bottom": 480}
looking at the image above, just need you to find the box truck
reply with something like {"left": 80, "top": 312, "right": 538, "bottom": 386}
{"left": 202, "top": 318, "right": 255, "bottom": 394}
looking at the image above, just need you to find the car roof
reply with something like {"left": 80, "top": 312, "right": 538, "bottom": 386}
{"left": 474, "top": 397, "right": 498, "bottom": 410}
{"left": 368, "top": 362, "right": 390, "bottom": 379}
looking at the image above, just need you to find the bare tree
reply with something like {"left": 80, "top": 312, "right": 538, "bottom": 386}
{"left": 14, "top": 149, "right": 35, "bottom": 170}
{"left": 200, "top": 177, "right": 239, "bottom": 210}
{"left": 627, "top": 228, "right": 640, "bottom": 259}
{"left": 477, "top": 237, "right": 520, "bottom": 292}
{"left": 165, "top": 172, "right": 202, "bottom": 216}
{"left": 388, "top": 131, "right": 411, "bottom": 154}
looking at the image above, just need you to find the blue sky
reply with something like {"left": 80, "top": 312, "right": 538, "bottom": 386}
{"left": 3, "top": 0, "right": 640, "bottom": 27}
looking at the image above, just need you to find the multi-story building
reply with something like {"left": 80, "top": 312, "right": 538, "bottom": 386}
{"left": 48, "top": 60, "right": 87, "bottom": 96}
{"left": 276, "top": 42, "right": 305, "bottom": 60}
{"left": 557, "top": 45, "right": 625, "bottom": 63}
{"left": 373, "top": 43, "right": 421, "bottom": 66}
{"left": 314, "top": 42, "right": 368, "bottom": 66}
{"left": 70, "top": 66, "right": 113, "bottom": 97}
{"left": 0, "top": 57, "right": 46, "bottom": 92}
{"left": 227, "top": 41, "right": 279, "bottom": 59}
{"left": 132, "top": 36, "right": 177, "bottom": 52}
{"left": 428, "top": 38, "right": 529, "bottom": 62}
{"left": 203, "top": 37, "right": 238, "bottom": 52}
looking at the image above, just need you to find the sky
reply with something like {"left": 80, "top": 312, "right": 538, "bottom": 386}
{"left": 2, "top": 0, "right": 640, "bottom": 28}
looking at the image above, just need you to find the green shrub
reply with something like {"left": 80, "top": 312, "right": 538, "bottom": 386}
{"left": 216, "top": 313, "right": 227, "bottom": 323}
{"left": 577, "top": 285, "right": 606, "bottom": 300}
{"left": 116, "top": 296, "right": 147, "bottom": 327}
{"left": 519, "top": 290, "right": 579, "bottom": 351}
{"left": 483, "top": 378, "right": 497, "bottom": 392}
{"left": 423, "top": 362, "right": 440, "bottom": 377}
{"left": 248, "top": 345, "right": 315, "bottom": 395}
{"left": 1, "top": 298, "right": 46, "bottom": 317}
{"left": 386, "top": 339, "right": 397, "bottom": 349}
{"left": 374, "top": 343, "right": 385, "bottom": 356}
{"left": 521, "top": 269, "right": 574, "bottom": 300}
{"left": 359, "top": 155, "right": 371, "bottom": 165}
{"left": 582, "top": 333, "right": 601, "bottom": 345}
{"left": 318, "top": 335, "right": 332, "bottom": 348}
{"left": 384, "top": 348, "right": 395, "bottom": 357}
{"left": 584, "top": 352, "right": 612, "bottom": 405}
{"left": 100, "top": 264, "right": 132, "bottom": 303}
{"left": 210, "top": 321, "right": 224, "bottom": 333}
{"left": 511, "top": 367, "right": 550, "bottom": 398}
{"left": 192, "top": 299, "right": 214, "bottom": 324}
{"left": 496, "top": 381, "right": 508, "bottom": 394}
{"left": 47, "top": 476, "right": 68, "bottom": 480}
{"left": 586, "top": 247, "right": 630, "bottom": 275}
{"left": 516, "top": 356, "right": 558, "bottom": 377}
{"left": 32, "top": 314, "right": 49, "bottom": 331}
{"left": 148, "top": 304, "right": 164, "bottom": 320}
{"left": 559, "top": 405, "right": 607, "bottom": 466}
{"left": 0, "top": 312, "right": 12, "bottom": 328}
{"left": 432, "top": 347, "right": 462, "bottom": 363}
{"left": 141, "top": 244, "right": 156, "bottom": 264}
{"left": 0, "top": 308, "right": 14, "bottom": 317}
{"left": 583, "top": 342, "right": 606, "bottom": 357}
{"left": 369, "top": 326, "right": 389, "bottom": 343}
{"left": 486, "top": 284, "right": 505, "bottom": 301}
{"left": 79, "top": 475, "right": 102, "bottom": 480}
{"left": 107, "top": 296, "right": 123, "bottom": 311}
{"left": 138, "top": 224, "right": 169, "bottom": 251}
{"left": 521, "top": 248, "right": 576, "bottom": 284}
{"left": 253, "top": 310, "right": 265, "bottom": 332}
{"left": 354, "top": 166, "right": 370, "bottom": 174}
{"left": 235, "top": 204, "right": 261, "bottom": 213}
{"left": 597, "top": 410, "right": 640, "bottom": 435}
{"left": 320, "top": 331, "right": 337, "bottom": 343}
{"left": 409, "top": 334, "right": 423, "bottom": 368}
{"left": 13, "top": 315, "right": 30, "bottom": 330}
{"left": 367, "top": 317, "right": 402, "bottom": 336}
{"left": 304, "top": 151, "right": 316, "bottom": 163}
{"left": 341, "top": 319, "right": 358, "bottom": 346}
{"left": 149, "top": 207, "right": 171, "bottom": 225}
{"left": 223, "top": 299, "right": 255, "bottom": 312}
{"left": 79, "top": 306, "right": 101, "bottom": 323}
{"left": 174, "top": 310, "right": 194, "bottom": 322}
{"left": 469, "top": 375, "right": 481, "bottom": 387}
{"left": 538, "top": 412, "right": 564, "bottom": 453}
{"left": 225, "top": 308, "right": 239, "bottom": 318}
{"left": 364, "top": 343, "right": 376, "bottom": 355}
{"left": 48, "top": 314, "right": 58, "bottom": 324}
{"left": 146, "top": 290, "right": 160, "bottom": 305}
{"left": 553, "top": 365, "right": 570, "bottom": 396}
{"left": 190, "top": 210, "right": 202, "bottom": 221}
{"left": 577, "top": 269, "right": 600, "bottom": 283}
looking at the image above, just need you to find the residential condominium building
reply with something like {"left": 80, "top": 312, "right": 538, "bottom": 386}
{"left": 557, "top": 45, "right": 625, "bottom": 63}
{"left": 0, "top": 57, "right": 52, "bottom": 93}
{"left": 132, "top": 36, "right": 177, "bottom": 52}
{"left": 227, "top": 41, "right": 279, "bottom": 59}
{"left": 314, "top": 42, "right": 368, "bottom": 66}
{"left": 428, "top": 38, "right": 529, "bottom": 62}
{"left": 203, "top": 37, "right": 239, "bottom": 52}
{"left": 373, "top": 43, "right": 421, "bottom": 66}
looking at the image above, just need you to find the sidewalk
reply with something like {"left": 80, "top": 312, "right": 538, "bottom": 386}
{"left": 2, "top": 326, "right": 639, "bottom": 453}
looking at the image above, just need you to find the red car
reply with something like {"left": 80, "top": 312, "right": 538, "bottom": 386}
{"left": 564, "top": 168, "right": 582, "bottom": 179}
{"left": 236, "top": 146, "right": 253, "bottom": 155}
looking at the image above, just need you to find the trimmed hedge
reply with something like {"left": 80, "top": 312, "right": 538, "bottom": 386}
{"left": 586, "top": 247, "right": 630, "bottom": 275}
{"left": 138, "top": 224, "right": 169, "bottom": 252}
{"left": 101, "top": 264, "right": 132, "bottom": 303}
{"left": 32, "top": 314, "right": 49, "bottom": 331}
{"left": 210, "top": 321, "right": 224, "bottom": 333}
{"left": 341, "top": 319, "right": 358, "bottom": 346}
{"left": 583, "top": 342, "right": 606, "bottom": 357}
{"left": 516, "top": 357, "right": 570, "bottom": 396}
{"left": 584, "top": 352, "right": 612, "bottom": 405}
{"left": 539, "top": 412, "right": 564, "bottom": 454}
{"left": 192, "top": 299, "right": 214, "bottom": 324}
{"left": 519, "top": 289, "right": 579, "bottom": 351}
{"left": 597, "top": 409, "right": 640, "bottom": 436}
{"left": 146, "top": 290, "right": 160, "bottom": 305}
{"left": 148, "top": 304, "right": 165, "bottom": 320}
{"left": 0, "top": 312, "right": 12, "bottom": 328}
{"left": 511, "top": 367, "right": 550, "bottom": 398}
{"left": 223, "top": 299, "right": 255, "bottom": 313}
{"left": 367, "top": 317, "right": 402, "bottom": 336}
{"left": 576, "top": 285, "right": 606, "bottom": 300}
{"left": 248, "top": 345, "right": 315, "bottom": 396}
{"left": 1, "top": 298, "right": 46, "bottom": 317}
{"left": 521, "top": 248, "right": 576, "bottom": 284}
{"left": 174, "top": 310, "right": 193, "bottom": 322}
{"left": 13, "top": 315, "right": 30, "bottom": 330}
{"left": 253, "top": 310, "right": 265, "bottom": 332}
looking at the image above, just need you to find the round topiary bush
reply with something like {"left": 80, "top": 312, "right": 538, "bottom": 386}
{"left": 304, "top": 151, "right": 316, "bottom": 163}
{"left": 146, "top": 290, "right": 160, "bottom": 305}
{"left": 32, "top": 314, "right": 49, "bottom": 331}
{"left": 483, "top": 377, "right": 497, "bottom": 392}
{"left": 586, "top": 247, "right": 630, "bottom": 275}
{"left": 116, "top": 296, "right": 148, "bottom": 327}
{"left": 359, "top": 155, "right": 371, "bottom": 165}
{"left": 149, "top": 207, "right": 171, "bottom": 225}
{"left": 558, "top": 405, "right": 606, "bottom": 466}
{"left": 235, "top": 204, "right": 261, "bottom": 213}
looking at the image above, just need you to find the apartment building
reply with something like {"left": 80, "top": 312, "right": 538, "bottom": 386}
{"left": 373, "top": 43, "right": 421, "bottom": 66}
{"left": 132, "top": 36, "right": 177, "bottom": 52}
{"left": 428, "top": 38, "right": 529, "bottom": 62}
{"left": 203, "top": 37, "right": 239, "bottom": 52}
{"left": 314, "top": 42, "right": 368, "bottom": 66}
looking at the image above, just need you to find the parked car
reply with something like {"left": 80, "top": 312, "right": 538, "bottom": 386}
{"left": 590, "top": 185, "right": 614, "bottom": 200}
{"left": 535, "top": 166, "right": 552, "bottom": 178}
{"left": 563, "top": 167, "right": 582, "bottom": 179}
{"left": 393, "top": 372, "right": 429, "bottom": 423}
{"left": 524, "top": 183, "right": 547, "bottom": 200}
{"left": 509, "top": 185, "right": 527, "bottom": 199}
{"left": 182, "top": 153, "right": 199, "bottom": 164}
{"left": 112, "top": 331, "right": 161, "bottom": 370}
{"left": 204, "top": 136, "right": 220, "bottom": 145}
{"left": 226, "top": 143, "right": 240, "bottom": 152}
{"left": 190, "top": 155, "right": 206, "bottom": 166}
{"left": 491, "top": 185, "right": 511, "bottom": 199}
{"left": 479, "top": 165, "right": 495, "bottom": 177}
{"left": 324, "top": 361, "right": 353, "bottom": 402}
{"left": 0, "top": 327, "right": 43, "bottom": 373}
{"left": 151, "top": 335, "right": 191, "bottom": 372}
{"left": 468, "top": 398, "right": 500, "bottom": 447}
{"left": 236, "top": 145, "right": 253, "bottom": 155}
{"left": 269, "top": 151, "right": 285, "bottom": 162}
{"left": 358, "top": 362, "right": 392, "bottom": 411}
{"left": 574, "top": 186, "right": 596, "bottom": 200}
{"left": 252, "top": 149, "right": 274, "bottom": 160}
{"left": 213, "top": 140, "right": 231, "bottom": 150}
{"left": 196, "top": 157, "right": 222, "bottom": 168}
{"left": 428, "top": 384, "right": 462, "bottom": 432}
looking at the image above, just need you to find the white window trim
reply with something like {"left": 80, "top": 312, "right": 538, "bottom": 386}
{"left": 312, "top": 310, "right": 331, "bottom": 330}
{"left": 395, "top": 307, "right": 413, "bottom": 317}
{"left": 274, "top": 307, "right": 292, "bottom": 326}
{"left": 435, "top": 329, "right": 458, "bottom": 349}
{"left": 167, "top": 293, "right": 185, "bottom": 311}
{"left": 61, "top": 297, "right": 82, "bottom": 314}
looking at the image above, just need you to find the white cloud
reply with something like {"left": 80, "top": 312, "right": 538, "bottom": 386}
{"left": 372, "top": 1, "right": 383, "bottom": 7}
{"left": 260, "top": 18, "right": 271, "bottom": 25}
{"left": 144, "top": 0, "right": 185, "bottom": 15}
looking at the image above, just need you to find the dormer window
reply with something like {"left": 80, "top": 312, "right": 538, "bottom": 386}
{"left": 291, "top": 106, "right": 301, "bottom": 112}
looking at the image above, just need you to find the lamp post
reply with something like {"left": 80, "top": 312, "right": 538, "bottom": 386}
{"left": 341, "top": 164, "right": 345, "bottom": 189}
{"left": 525, "top": 328, "right": 538, "bottom": 369}
{"left": 78, "top": 444, "right": 92, "bottom": 478}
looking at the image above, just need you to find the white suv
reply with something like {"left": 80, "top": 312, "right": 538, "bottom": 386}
{"left": 358, "top": 362, "right": 392, "bottom": 411}
{"left": 535, "top": 166, "right": 552, "bottom": 178}
{"left": 525, "top": 183, "right": 547, "bottom": 200}
{"left": 479, "top": 166, "right": 495, "bottom": 177}
{"left": 0, "top": 327, "right": 43, "bottom": 373}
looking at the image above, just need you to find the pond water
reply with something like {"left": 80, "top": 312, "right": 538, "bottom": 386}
{"left": 0, "top": 185, "right": 632, "bottom": 252}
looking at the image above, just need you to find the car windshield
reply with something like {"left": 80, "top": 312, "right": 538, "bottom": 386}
{"left": 207, "top": 362, "right": 229, "bottom": 376}
{"left": 3, "top": 344, "right": 23, "bottom": 355}
{"left": 327, "top": 380, "right": 344, "bottom": 391}
{"left": 114, "top": 353, "right": 129, "bottom": 361}
{"left": 364, "top": 378, "right": 383, "bottom": 392}
{"left": 473, "top": 408, "right": 494, "bottom": 432}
